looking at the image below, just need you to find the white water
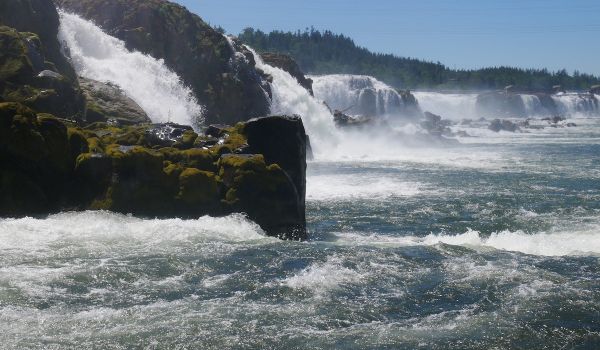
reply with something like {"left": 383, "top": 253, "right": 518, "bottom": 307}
{"left": 58, "top": 12, "right": 203, "bottom": 126}
{"left": 553, "top": 92, "right": 599, "bottom": 116}
{"left": 0, "top": 211, "right": 268, "bottom": 258}
{"left": 310, "top": 74, "right": 408, "bottom": 117}
{"left": 332, "top": 227, "right": 600, "bottom": 257}
{"left": 412, "top": 92, "right": 479, "bottom": 120}
{"left": 246, "top": 45, "right": 340, "bottom": 154}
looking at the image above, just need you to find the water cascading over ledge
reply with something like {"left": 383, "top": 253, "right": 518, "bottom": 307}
{"left": 56, "top": 0, "right": 272, "bottom": 125}
{"left": 58, "top": 11, "right": 203, "bottom": 127}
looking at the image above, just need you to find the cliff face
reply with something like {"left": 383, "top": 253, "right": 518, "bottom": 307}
{"left": 55, "top": 0, "right": 272, "bottom": 125}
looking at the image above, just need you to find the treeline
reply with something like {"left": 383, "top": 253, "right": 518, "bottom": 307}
{"left": 238, "top": 28, "right": 600, "bottom": 91}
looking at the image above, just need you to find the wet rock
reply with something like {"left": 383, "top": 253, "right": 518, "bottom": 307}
{"left": 205, "top": 124, "right": 231, "bottom": 138}
{"left": 144, "top": 123, "right": 195, "bottom": 148}
{"left": 78, "top": 77, "right": 151, "bottom": 125}
{"left": 488, "top": 119, "right": 520, "bottom": 132}
{"left": 333, "top": 110, "right": 375, "bottom": 127}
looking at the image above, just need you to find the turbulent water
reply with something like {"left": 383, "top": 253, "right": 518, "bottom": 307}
{"left": 2, "top": 17, "right": 600, "bottom": 350}
{"left": 58, "top": 12, "right": 203, "bottom": 126}
{"left": 2, "top": 115, "right": 600, "bottom": 348}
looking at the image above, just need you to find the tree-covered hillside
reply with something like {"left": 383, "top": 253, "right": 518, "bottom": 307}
{"left": 238, "top": 28, "right": 600, "bottom": 91}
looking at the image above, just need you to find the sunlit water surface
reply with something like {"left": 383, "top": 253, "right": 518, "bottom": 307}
{"left": 1, "top": 118, "right": 600, "bottom": 349}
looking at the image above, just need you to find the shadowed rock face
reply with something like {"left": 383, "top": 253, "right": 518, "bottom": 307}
{"left": 55, "top": 0, "right": 272, "bottom": 125}
{"left": 261, "top": 53, "right": 314, "bottom": 95}
{"left": 0, "top": 24, "right": 84, "bottom": 119}
{"left": 0, "top": 0, "right": 76, "bottom": 81}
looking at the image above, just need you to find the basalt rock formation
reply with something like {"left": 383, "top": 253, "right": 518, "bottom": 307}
{"left": 55, "top": 0, "right": 272, "bottom": 125}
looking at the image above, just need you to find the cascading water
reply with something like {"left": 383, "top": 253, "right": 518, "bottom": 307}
{"left": 243, "top": 44, "right": 340, "bottom": 154}
{"left": 58, "top": 11, "right": 203, "bottom": 127}
{"left": 310, "top": 74, "right": 410, "bottom": 117}
{"left": 553, "top": 93, "right": 599, "bottom": 116}
{"left": 412, "top": 92, "right": 479, "bottom": 120}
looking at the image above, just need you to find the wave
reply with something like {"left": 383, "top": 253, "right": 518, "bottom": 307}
{"left": 0, "top": 211, "right": 268, "bottom": 256}
{"left": 330, "top": 227, "right": 600, "bottom": 257}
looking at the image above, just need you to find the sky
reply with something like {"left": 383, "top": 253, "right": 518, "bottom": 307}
{"left": 174, "top": 0, "right": 600, "bottom": 76}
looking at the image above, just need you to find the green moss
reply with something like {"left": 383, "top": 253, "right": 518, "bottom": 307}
{"left": 67, "top": 127, "right": 90, "bottom": 163}
{"left": 177, "top": 168, "right": 219, "bottom": 205}
{"left": 0, "top": 26, "right": 33, "bottom": 82}
{"left": 36, "top": 113, "right": 70, "bottom": 173}
{"left": 181, "top": 148, "right": 215, "bottom": 171}
{"left": 180, "top": 130, "right": 198, "bottom": 147}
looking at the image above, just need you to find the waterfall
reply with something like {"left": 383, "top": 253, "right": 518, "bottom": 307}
{"left": 553, "top": 93, "right": 599, "bottom": 116}
{"left": 521, "top": 94, "right": 543, "bottom": 116}
{"left": 310, "top": 74, "right": 408, "bottom": 117}
{"left": 58, "top": 11, "right": 203, "bottom": 127}
{"left": 412, "top": 92, "right": 479, "bottom": 120}
{"left": 244, "top": 45, "right": 339, "bottom": 154}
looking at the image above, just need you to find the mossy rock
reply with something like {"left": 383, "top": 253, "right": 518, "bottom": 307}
{"left": 37, "top": 114, "right": 70, "bottom": 173}
{"left": 177, "top": 168, "right": 219, "bottom": 207}
{"left": 0, "top": 26, "right": 35, "bottom": 82}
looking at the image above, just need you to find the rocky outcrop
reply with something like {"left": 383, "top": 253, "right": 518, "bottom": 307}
{"left": 488, "top": 119, "right": 520, "bottom": 132}
{"left": 0, "top": 19, "right": 84, "bottom": 120}
{"left": 261, "top": 52, "right": 313, "bottom": 95}
{"left": 0, "top": 0, "right": 76, "bottom": 81}
{"left": 79, "top": 77, "right": 150, "bottom": 124}
{"left": 0, "top": 101, "right": 307, "bottom": 239}
{"left": 591, "top": 85, "right": 600, "bottom": 95}
{"left": 55, "top": 0, "right": 272, "bottom": 125}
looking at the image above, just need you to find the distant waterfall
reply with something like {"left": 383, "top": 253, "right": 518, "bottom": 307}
{"left": 58, "top": 11, "right": 203, "bottom": 126}
{"left": 412, "top": 92, "right": 479, "bottom": 120}
{"left": 310, "top": 74, "right": 411, "bottom": 117}
{"left": 414, "top": 91, "right": 598, "bottom": 120}
{"left": 553, "top": 93, "right": 599, "bottom": 116}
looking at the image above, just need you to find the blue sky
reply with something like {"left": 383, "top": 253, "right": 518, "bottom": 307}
{"left": 174, "top": 0, "right": 600, "bottom": 76}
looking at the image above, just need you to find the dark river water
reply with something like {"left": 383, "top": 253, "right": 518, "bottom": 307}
{"left": 1, "top": 118, "right": 599, "bottom": 349}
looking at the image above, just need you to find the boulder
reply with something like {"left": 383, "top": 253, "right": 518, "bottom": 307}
{"left": 78, "top": 77, "right": 151, "bottom": 124}
{"left": 56, "top": 0, "right": 272, "bottom": 125}
{"left": 261, "top": 52, "right": 313, "bottom": 95}
{"left": 488, "top": 119, "right": 520, "bottom": 132}
{"left": 219, "top": 154, "right": 304, "bottom": 239}
{"left": 333, "top": 110, "right": 374, "bottom": 128}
